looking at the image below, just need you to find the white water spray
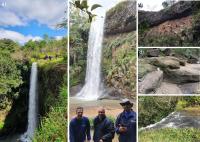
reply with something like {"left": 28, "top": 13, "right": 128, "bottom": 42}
{"left": 20, "top": 62, "right": 38, "bottom": 142}
{"left": 76, "top": 14, "right": 105, "bottom": 100}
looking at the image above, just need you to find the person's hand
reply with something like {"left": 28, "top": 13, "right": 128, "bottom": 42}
{"left": 99, "top": 139, "right": 103, "bottom": 142}
{"left": 119, "top": 126, "right": 127, "bottom": 133}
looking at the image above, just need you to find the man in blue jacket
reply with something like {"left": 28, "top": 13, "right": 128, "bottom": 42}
{"left": 115, "top": 99, "right": 136, "bottom": 142}
{"left": 70, "top": 107, "right": 91, "bottom": 142}
{"left": 93, "top": 107, "right": 115, "bottom": 142}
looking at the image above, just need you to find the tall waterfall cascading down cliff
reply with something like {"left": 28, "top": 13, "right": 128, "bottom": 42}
{"left": 76, "top": 14, "right": 105, "bottom": 100}
{"left": 20, "top": 62, "right": 38, "bottom": 142}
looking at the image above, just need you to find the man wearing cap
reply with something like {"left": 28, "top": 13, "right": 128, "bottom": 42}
{"left": 93, "top": 107, "right": 115, "bottom": 142}
{"left": 115, "top": 99, "right": 137, "bottom": 142}
{"left": 70, "top": 106, "right": 91, "bottom": 142}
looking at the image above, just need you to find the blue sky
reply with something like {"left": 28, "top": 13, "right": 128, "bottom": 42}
{"left": 0, "top": 0, "right": 67, "bottom": 44}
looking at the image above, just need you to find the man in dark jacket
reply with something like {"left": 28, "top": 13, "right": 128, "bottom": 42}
{"left": 70, "top": 107, "right": 91, "bottom": 142}
{"left": 115, "top": 99, "right": 136, "bottom": 142}
{"left": 93, "top": 107, "right": 115, "bottom": 142}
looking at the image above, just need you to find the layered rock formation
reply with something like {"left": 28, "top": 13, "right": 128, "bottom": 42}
{"left": 104, "top": 1, "right": 136, "bottom": 35}
{"left": 138, "top": 53, "right": 200, "bottom": 94}
{"left": 139, "top": 1, "right": 200, "bottom": 46}
{"left": 139, "top": 1, "right": 196, "bottom": 27}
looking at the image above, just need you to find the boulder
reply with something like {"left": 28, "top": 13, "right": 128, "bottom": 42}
{"left": 104, "top": 1, "right": 136, "bottom": 35}
{"left": 167, "top": 64, "right": 200, "bottom": 83}
{"left": 139, "top": 70, "right": 163, "bottom": 94}
{"left": 147, "top": 49, "right": 160, "bottom": 57}
{"left": 179, "top": 82, "right": 200, "bottom": 94}
{"left": 156, "top": 82, "right": 182, "bottom": 94}
{"left": 139, "top": 1, "right": 196, "bottom": 27}
{"left": 149, "top": 56, "right": 183, "bottom": 69}
{"left": 138, "top": 59, "right": 157, "bottom": 79}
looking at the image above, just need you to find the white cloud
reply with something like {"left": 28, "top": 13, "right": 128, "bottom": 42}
{"left": 55, "top": 36, "right": 63, "bottom": 40}
{"left": 138, "top": 0, "right": 165, "bottom": 11}
{"left": 0, "top": 9, "right": 25, "bottom": 26}
{"left": 0, "top": 28, "right": 42, "bottom": 44}
{"left": 2, "top": 0, "right": 67, "bottom": 27}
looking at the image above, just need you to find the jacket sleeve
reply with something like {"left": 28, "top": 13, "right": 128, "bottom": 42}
{"left": 101, "top": 120, "right": 115, "bottom": 140}
{"left": 93, "top": 118, "right": 96, "bottom": 141}
{"left": 86, "top": 118, "right": 91, "bottom": 140}
{"left": 115, "top": 115, "right": 121, "bottom": 134}
{"left": 69, "top": 121, "right": 75, "bottom": 142}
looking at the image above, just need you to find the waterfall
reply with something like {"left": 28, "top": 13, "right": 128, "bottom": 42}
{"left": 76, "top": 14, "right": 105, "bottom": 100}
{"left": 20, "top": 62, "right": 38, "bottom": 142}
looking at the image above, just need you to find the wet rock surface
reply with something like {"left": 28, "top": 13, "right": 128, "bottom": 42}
{"left": 140, "top": 111, "right": 200, "bottom": 131}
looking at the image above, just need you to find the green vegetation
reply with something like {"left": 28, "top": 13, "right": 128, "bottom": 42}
{"left": 139, "top": 97, "right": 200, "bottom": 141}
{"left": 71, "top": 0, "right": 102, "bottom": 22}
{"left": 102, "top": 32, "right": 136, "bottom": 98}
{"left": 70, "top": 7, "right": 90, "bottom": 87}
{"left": 0, "top": 35, "right": 67, "bottom": 139}
{"left": 34, "top": 86, "right": 67, "bottom": 142}
{"left": 139, "top": 128, "right": 200, "bottom": 142}
{"left": 0, "top": 51, "right": 22, "bottom": 96}
{"left": 23, "top": 35, "right": 67, "bottom": 65}
{"left": 139, "top": 96, "right": 200, "bottom": 128}
{"left": 138, "top": 96, "right": 178, "bottom": 128}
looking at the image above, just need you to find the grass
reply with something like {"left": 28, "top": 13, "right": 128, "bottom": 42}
{"left": 139, "top": 128, "right": 200, "bottom": 142}
{"left": 31, "top": 57, "right": 64, "bottom": 67}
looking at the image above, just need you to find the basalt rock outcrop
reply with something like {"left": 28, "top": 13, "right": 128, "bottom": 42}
{"left": 139, "top": 1, "right": 198, "bottom": 27}
{"left": 139, "top": 1, "right": 200, "bottom": 46}
{"left": 104, "top": 1, "right": 136, "bottom": 35}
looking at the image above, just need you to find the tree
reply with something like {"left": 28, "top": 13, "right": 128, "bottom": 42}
{"left": 162, "top": 0, "right": 176, "bottom": 8}
{"left": 0, "top": 51, "right": 22, "bottom": 95}
{"left": 71, "top": 0, "right": 102, "bottom": 22}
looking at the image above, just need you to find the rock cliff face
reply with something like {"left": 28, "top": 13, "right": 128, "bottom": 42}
{"left": 139, "top": 1, "right": 200, "bottom": 46}
{"left": 104, "top": 1, "right": 136, "bottom": 35}
{"left": 38, "top": 63, "right": 67, "bottom": 116}
{"left": 139, "top": 1, "right": 196, "bottom": 27}
{"left": 102, "top": 1, "right": 136, "bottom": 99}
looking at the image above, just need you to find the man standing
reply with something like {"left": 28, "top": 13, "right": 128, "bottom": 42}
{"left": 70, "top": 107, "right": 91, "bottom": 142}
{"left": 93, "top": 107, "right": 115, "bottom": 142}
{"left": 115, "top": 99, "right": 137, "bottom": 142}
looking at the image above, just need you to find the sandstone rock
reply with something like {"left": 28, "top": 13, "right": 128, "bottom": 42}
{"left": 139, "top": 1, "right": 195, "bottom": 27}
{"left": 162, "top": 48, "right": 171, "bottom": 56}
{"left": 156, "top": 82, "right": 182, "bottom": 94}
{"left": 104, "top": 1, "right": 136, "bottom": 35}
{"left": 138, "top": 59, "right": 157, "bottom": 79}
{"left": 167, "top": 64, "right": 200, "bottom": 83}
{"left": 147, "top": 49, "right": 160, "bottom": 57}
{"left": 70, "top": 84, "right": 83, "bottom": 96}
{"left": 149, "top": 56, "right": 182, "bottom": 69}
{"left": 179, "top": 82, "right": 200, "bottom": 94}
{"left": 139, "top": 70, "right": 163, "bottom": 94}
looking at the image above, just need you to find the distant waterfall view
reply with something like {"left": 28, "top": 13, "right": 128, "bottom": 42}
{"left": 20, "top": 63, "right": 38, "bottom": 142}
{"left": 76, "top": 14, "right": 105, "bottom": 100}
